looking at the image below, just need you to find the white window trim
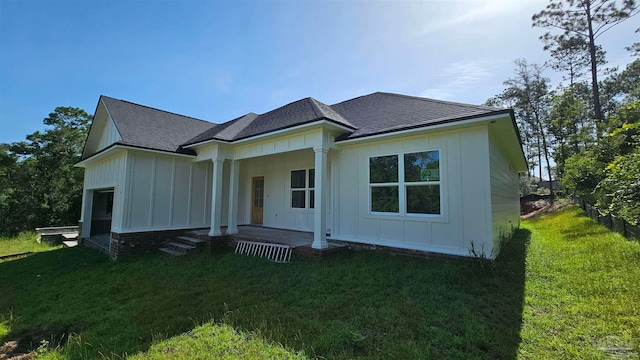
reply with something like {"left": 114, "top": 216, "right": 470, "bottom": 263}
{"left": 368, "top": 149, "right": 443, "bottom": 217}
{"left": 290, "top": 168, "right": 315, "bottom": 211}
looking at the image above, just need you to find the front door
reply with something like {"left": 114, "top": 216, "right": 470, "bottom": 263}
{"left": 251, "top": 176, "right": 264, "bottom": 225}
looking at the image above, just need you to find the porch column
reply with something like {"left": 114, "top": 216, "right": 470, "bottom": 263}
{"left": 227, "top": 159, "right": 241, "bottom": 235}
{"left": 312, "top": 147, "right": 329, "bottom": 249}
{"left": 80, "top": 189, "right": 92, "bottom": 238}
{"left": 209, "top": 159, "right": 225, "bottom": 237}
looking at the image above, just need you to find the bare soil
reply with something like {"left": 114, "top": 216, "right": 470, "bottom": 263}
{"left": 521, "top": 196, "right": 571, "bottom": 219}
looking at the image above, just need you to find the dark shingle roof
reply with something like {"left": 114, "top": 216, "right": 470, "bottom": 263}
{"left": 183, "top": 97, "right": 355, "bottom": 145}
{"left": 100, "top": 96, "right": 215, "bottom": 155}
{"left": 330, "top": 92, "right": 508, "bottom": 140}
{"left": 91, "top": 92, "right": 509, "bottom": 158}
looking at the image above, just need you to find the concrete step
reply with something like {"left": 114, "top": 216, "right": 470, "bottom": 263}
{"left": 176, "top": 236, "right": 205, "bottom": 247}
{"left": 159, "top": 247, "right": 185, "bottom": 256}
{"left": 167, "top": 241, "right": 197, "bottom": 253}
{"left": 186, "top": 229, "right": 210, "bottom": 237}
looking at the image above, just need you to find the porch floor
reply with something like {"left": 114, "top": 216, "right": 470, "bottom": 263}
{"left": 190, "top": 226, "right": 345, "bottom": 250}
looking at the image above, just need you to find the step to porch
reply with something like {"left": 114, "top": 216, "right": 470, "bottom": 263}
{"left": 176, "top": 236, "right": 205, "bottom": 247}
{"left": 159, "top": 235, "right": 206, "bottom": 256}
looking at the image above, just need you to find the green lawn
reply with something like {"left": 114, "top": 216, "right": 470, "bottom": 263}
{"left": 0, "top": 232, "right": 62, "bottom": 258}
{"left": 0, "top": 206, "right": 638, "bottom": 359}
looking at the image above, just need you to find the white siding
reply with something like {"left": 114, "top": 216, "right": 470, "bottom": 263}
{"left": 84, "top": 103, "right": 122, "bottom": 157}
{"left": 122, "top": 151, "right": 213, "bottom": 232}
{"left": 332, "top": 125, "right": 493, "bottom": 257}
{"left": 96, "top": 115, "right": 121, "bottom": 152}
{"left": 81, "top": 152, "right": 127, "bottom": 234}
{"left": 489, "top": 135, "right": 520, "bottom": 255}
{"left": 237, "top": 149, "right": 325, "bottom": 232}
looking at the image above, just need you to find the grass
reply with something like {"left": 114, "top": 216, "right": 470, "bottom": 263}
{"left": 0, "top": 206, "right": 638, "bottom": 359}
{"left": 0, "top": 232, "right": 62, "bottom": 258}
{"left": 518, "top": 207, "right": 640, "bottom": 359}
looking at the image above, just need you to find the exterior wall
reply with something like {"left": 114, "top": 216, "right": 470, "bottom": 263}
{"left": 122, "top": 151, "right": 215, "bottom": 233}
{"left": 332, "top": 125, "right": 493, "bottom": 257}
{"left": 96, "top": 115, "right": 121, "bottom": 152}
{"left": 80, "top": 152, "right": 127, "bottom": 237}
{"left": 488, "top": 134, "right": 521, "bottom": 255}
{"left": 237, "top": 149, "right": 330, "bottom": 232}
{"left": 84, "top": 104, "right": 122, "bottom": 157}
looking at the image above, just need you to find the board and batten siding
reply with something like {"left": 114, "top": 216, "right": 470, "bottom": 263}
{"left": 122, "top": 151, "right": 215, "bottom": 232}
{"left": 95, "top": 115, "right": 121, "bottom": 152}
{"left": 237, "top": 149, "right": 330, "bottom": 232}
{"left": 81, "top": 152, "right": 127, "bottom": 235}
{"left": 332, "top": 125, "right": 494, "bottom": 257}
{"left": 489, "top": 137, "right": 520, "bottom": 254}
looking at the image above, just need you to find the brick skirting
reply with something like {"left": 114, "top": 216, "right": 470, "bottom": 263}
{"left": 108, "top": 228, "right": 219, "bottom": 259}
{"left": 330, "top": 240, "right": 469, "bottom": 261}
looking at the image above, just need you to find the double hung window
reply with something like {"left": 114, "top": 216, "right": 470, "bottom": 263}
{"left": 291, "top": 169, "right": 315, "bottom": 209}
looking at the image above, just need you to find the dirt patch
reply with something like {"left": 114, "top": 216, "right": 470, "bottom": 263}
{"left": 0, "top": 341, "right": 35, "bottom": 359}
{"left": 521, "top": 197, "right": 572, "bottom": 219}
{"left": 1, "top": 324, "right": 80, "bottom": 359}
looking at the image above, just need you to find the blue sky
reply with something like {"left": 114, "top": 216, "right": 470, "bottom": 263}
{"left": 1, "top": 0, "right": 637, "bottom": 144}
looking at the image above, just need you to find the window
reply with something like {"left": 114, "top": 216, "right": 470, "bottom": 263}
{"left": 369, "top": 150, "right": 441, "bottom": 215}
{"left": 369, "top": 155, "right": 399, "bottom": 212}
{"left": 291, "top": 169, "right": 315, "bottom": 209}
{"left": 404, "top": 151, "right": 440, "bottom": 214}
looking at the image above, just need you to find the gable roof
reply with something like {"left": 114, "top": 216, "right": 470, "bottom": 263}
{"left": 89, "top": 96, "right": 215, "bottom": 158}
{"left": 82, "top": 92, "right": 519, "bottom": 161}
{"left": 183, "top": 97, "right": 355, "bottom": 145}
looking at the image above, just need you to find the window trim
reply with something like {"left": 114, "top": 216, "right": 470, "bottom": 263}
{"left": 368, "top": 149, "right": 443, "bottom": 217}
{"left": 290, "top": 168, "right": 315, "bottom": 211}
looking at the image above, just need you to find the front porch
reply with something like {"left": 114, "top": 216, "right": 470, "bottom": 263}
{"left": 192, "top": 225, "right": 346, "bottom": 258}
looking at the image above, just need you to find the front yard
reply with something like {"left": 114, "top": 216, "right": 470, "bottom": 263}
{"left": 0, "top": 206, "right": 638, "bottom": 359}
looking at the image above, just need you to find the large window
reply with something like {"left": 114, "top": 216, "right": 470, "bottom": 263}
{"left": 369, "top": 150, "right": 441, "bottom": 215}
{"left": 291, "top": 169, "right": 315, "bottom": 209}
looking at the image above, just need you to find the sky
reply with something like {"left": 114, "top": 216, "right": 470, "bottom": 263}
{"left": 0, "top": 0, "right": 638, "bottom": 144}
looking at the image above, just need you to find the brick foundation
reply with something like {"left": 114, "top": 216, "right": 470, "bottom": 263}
{"left": 293, "top": 245, "right": 345, "bottom": 259}
{"left": 109, "top": 228, "right": 209, "bottom": 259}
{"left": 331, "top": 240, "right": 469, "bottom": 261}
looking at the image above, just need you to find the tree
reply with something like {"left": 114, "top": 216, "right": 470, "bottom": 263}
{"left": 495, "top": 60, "right": 556, "bottom": 200}
{"left": 541, "top": 34, "right": 604, "bottom": 86}
{"left": 0, "top": 107, "right": 90, "bottom": 235}
{"left": 533, "top": 0, "right": 639, "bottom": 131}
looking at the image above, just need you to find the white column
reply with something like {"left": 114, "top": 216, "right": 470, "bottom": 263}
{"left": 80, "top": 189, "right": 93, "bottom": 238}
{"left": 209, "top": 159, "right": 225, "bottom": 236}
{"left": 227, "top": 159, "right": 241, "bottom": 235}
{"left": 312, "top": 147, "right": 329, "bottom": 249}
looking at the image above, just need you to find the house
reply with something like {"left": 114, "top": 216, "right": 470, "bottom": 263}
{"left": 76, "top": 92, "right": 527, "bottom": 259}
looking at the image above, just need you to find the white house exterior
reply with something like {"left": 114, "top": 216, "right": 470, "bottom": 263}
{"left": 76, "top": 92, "right": 527, "bottom": 259}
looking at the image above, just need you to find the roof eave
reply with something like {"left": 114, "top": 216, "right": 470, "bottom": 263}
{"left": 335, "top": 110, "right": 513, "bottom": 143}
{"left": 75, "top": 143, "right": 196, "bottom": 168}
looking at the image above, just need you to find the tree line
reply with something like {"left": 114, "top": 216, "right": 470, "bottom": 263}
{"left": 487, "top": 0, "right": 639, "bottom": 225}
{"left": 0, "top": 107, "right": 91, "bottom": 235}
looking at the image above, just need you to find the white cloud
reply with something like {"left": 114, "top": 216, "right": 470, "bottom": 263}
{"left": 417, "top": 0, "right": 530, "bottom": 35}
{"left": 421, "top": 60, "right": 494, "bottom": 100}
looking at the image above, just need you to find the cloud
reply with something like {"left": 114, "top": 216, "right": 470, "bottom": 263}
{"left": 417, "top": 0, "right": 525, "bottom": 35}
{"left": 421, "top": 60, "right": 494, "bottom": 100}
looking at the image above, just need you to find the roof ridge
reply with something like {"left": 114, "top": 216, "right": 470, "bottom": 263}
{"left": 307, "top": 97, "right": 323, "bottom": 118}
{"left": 330, "top": 92, "right": 379, "bottom": 106}
{"left": 100, "top": 95, "right": 216, "bottom": 125}
{"left": 375, "top": 92, "right": 501, "bottom": 111}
